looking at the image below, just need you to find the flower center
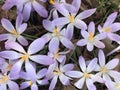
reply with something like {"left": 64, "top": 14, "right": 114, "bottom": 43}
{"left": 53, "top": 27, "right": 60, "bottom": 36}
{"left": 88, "top": 32, "right": 94, "bottom": 41}
{"left": 29, "top": 81, "right": 33, "bottom": 86}
{"left": 0, "top": 75, "right": 9, "bottom": 84}
{"left": 115, "top": 83, "right": 120, "bottom": 88}
{"left": 102, "top": 27, "right": 111, "bottom": 32}
{"left": 83, "top": 72, "right": 90, "bottom": 78}
{"left": 53, "top": 68, "right": 62, "bottom": 75}
{"left": 21, "top": 53, "right": 29, "bottom": 61}
{"left": 53, "top": 53, "right": 59, "bottom": 59}
{"left": 11, "top": 29, "right": 19, "bottom": 37}
{"left": 100, "top": 67, "right": 106, "bottom": 74}
{"left": 69, "top": 14, "right": 74, "bottom": 23}
{"left": 7, "top": 64, "right": 13, "bottom": 71}
{"left": 29, "top": 0, "right": 35, "bottom": 2}
{"left": 49, "top": 0, "right": 55, "bottom": 5}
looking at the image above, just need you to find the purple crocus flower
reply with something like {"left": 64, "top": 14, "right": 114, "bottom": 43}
{"left": 66, "top": 56, "right": 104, "bottom": 90}
{"left": 53, "top": 0, "right": 96, "bottom": 39}
{"left": 0, "top": 73, "right": 19, "bottom": 90}
{"left": 77, "top": 22, "right": 105, "bottom": 51}
{"left": 0, "top": 14, "right": 28, "bottom": 46}
{"left": 94, "top": 50, "right": 120, "bottom": 81}
{"left": 46, "top": 62, "right": 74, "bottom": 90}
{"left": 0, "top": 38, "right": 54, "bottom": 80}
{"left": 98, "top": 12, "right": 120, "bottom": 42}
{"left": 20, "top": 68, "right": 48, "bottom": 90}
{"left": 42, "top": 20, "right": 74, "bottom": 50}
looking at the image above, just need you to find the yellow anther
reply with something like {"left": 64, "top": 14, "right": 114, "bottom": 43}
{"left": 115, "top": 83, "right": 120, "bottom": 88}
{"left": 21, "top": 53, "right": 29, "bottom": 61}
{"left": 49, "top": 0, "right": 55, "bottom": 5}
{"left": 29, "top": 81, "right": 33, "bottom": 86}
{"left": 88, "top": 32, "right": 94, "bottom": 41}
{"left": 0, "top": 75, "right": 9, "bottom": 84}
{"left": 53, "top": 53, "right": 59, "bottom": 59}
{"left": 100, "top": 67, "right": 106, "bottom": 74}
{"left": 11, "top": 29, "right": 19, "bottom": 37}
{"left": 102, "top": 27, "right": 111, "bottom": 32}
{"left": 53, "top": 27, "right": 60, "bottom": 36}
{"left": 83, "top": 72, "right": 90, "bottom": 78}
{"left": 53, "top": 69, "right": 62, "bottom": 75}
{"left": 69, "top": 15, "right": 74, "bottom": 23}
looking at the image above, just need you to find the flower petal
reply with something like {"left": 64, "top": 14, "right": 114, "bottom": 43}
{"left": 17, "top": 36, "right": 28, "bottom": 46}
{"left": 74, "top": 77, "right": 85, "bottom": 89}
{"left": 16, "top": 13, "right": 23, "bottom": 29}
{"left": 108, "top": 70, "right": 120, "bottom": 79}
{"left": 31, "top": 83, "right": 38, "bottom": 90}
{"left": 37, "top": 68, "right": 47, "bottom": 79}
{"left": 77, "top": 39, "right": 87, "bottom": 46}
{"left": 49, "top": 76, "right": 58, "bottom": 90}
{"left": 111, "top": 23, "right": 120, "bottom": 32}
{"left": 0, "top": 34, "right": 11, "bottom": 41}
{"left": 107, "top": 46, "right": 120, "bottom": 56}
{"left": 65, "top": 71, "right": 83, "bottom": 78}
{"left": 94, "top": 40, "right": 105, "bottom": 49}
{"left": 20, "top": 81, "right": 30, "bottom": 89}
{"left": 98, "top": 50, "right": 105, "bottom": 67}
{"left": 59, "top": 74, "right": 70, "bottom": 85}
{"left": 0, "top": 84, "right": 6, "bottom": 90}
{"left": 108, "top": 33, "right": 120, "bottom": 42}
{"left": 8, "top": 81, "right": 19, "bottom": 90}
{"left": 88, "top": 21, "right": 95, "bottom": 34}
{"left": 17, "top": 23, "right": 27, "bottom": 34}
{"left": 37, "top": 79, "right": 49, "bottom": 85}
{"left": 81, "top": 30, "right": 89, "bottom": 38}
{"left": 60, "top": 64, "right": 74, "bottom": 72}
{"left": 72, "top": 0, "right": 81, "bottom": 13}
{"left": 33, "top": 1, "right": 48, "bottom": 17}
{"left": 86, "top": 78, "right": 96, "bottom": 90}
{"left": 87, "top": 43, "right": 94, "bottom": 51}
{"left": 79, "top": 56, "right": 86, "bottom": 72}
{"left": 1, "top": 18, "right": 14, "bottom": 32}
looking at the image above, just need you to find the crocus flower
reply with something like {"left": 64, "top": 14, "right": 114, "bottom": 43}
{"left": 53, "top": 0, "right": 96, "bottom": 39}
{"left": 22, "top": 0, "right": 48, "bottom": 21}
{"left": 42, "top": 20, "right": 74, "bottom": 50}
{"left": 77, "top": 22, "right": 105, "bottom": 51}
{"left": 66, "top": 56, "right": 104, "bottom": 90}
{"left": 20, "top": 68, "right": 48, "bottom": 90}
{"left": 46, "top": 62, "right": 74, "bottom": 90}
{"left": 0, "top": 73, "right": 19, "bottom": 90}
{"left": 98, "top": 12, "right": 120, "bottom": 42}
{"left": 0, "top": 38, "right": 54, "bottom": 80}
{"left": 94, "top": 50, "right": 120, "bottom": 81}
{"left": 0, "top": 14, "right": 28, "bottom": 46}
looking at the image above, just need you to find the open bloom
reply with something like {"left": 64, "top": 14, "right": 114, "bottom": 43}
{"left": 0, "top": 38, "right": 54, "bottom": 80}
{"left": 66, "top": 56, "right": 104, "bottom": 90}
{"left": 0, "top": 14, "right": 28, "bottom": 46}
{"left": 20, "top": 68, "right": 48, "bottom": 90}
{"left": 98, "top": 12, "right": 120, "bottom": 42}
{"left": 42, "top": 20, "right": 74, "bottom": 50}
{"left": 53, "top": 0, "right": 96, "bottom": 39}
{"left": 46, "top": 62, "right": 74, "bottom": 90}
{"left": 0, "top": 73, "right": 19, "bottom": 90}
{"left": 77, "top": 22, "right": 105, "bottom": 51}
{"left": 94, "top": 50, "right": 120, "bottom": 81}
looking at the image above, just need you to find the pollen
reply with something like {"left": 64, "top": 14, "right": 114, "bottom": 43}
{"left": 115, "top": 83, "right": 120, "bottom": 88}
{"left": 11, "top": 29, "right": 19, "bottom": 37}
{"left": 0, "top": 75, "right": 9, "bottom": 84}
{"left": 69, "top": 14, "right": 74, "bottom": 23}
{"left": 49, "top": 0, "right": 55, "bottom": 5}
{"left": 100, "top": 67, "right": 106, "bottom": 74}
{"left": 21, "top": 53, "right": 29, "bottom": 61}
{"left": 29, "top": 81, "right": 33, "bottom": 86}
{"left": 53, "top": 53, "right": 59, "bottom": 59}
{"left": 53, "top": 69, "right": 62, "bottom": 75}
{"left": 102, "top": 27, "right": 111, "bottom": 32}
{"left": 53, "top": 27, "right": 60, "bottom": 36}
{"left": 88, "top": 32, "right": 94, "bottom": 41}
{"left": 83, "top": 72, "right": 90, "bottom": 78}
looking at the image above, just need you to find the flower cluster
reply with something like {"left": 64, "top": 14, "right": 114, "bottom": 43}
{"left": 0, "top": 0, "right": 120, "bottom": 90}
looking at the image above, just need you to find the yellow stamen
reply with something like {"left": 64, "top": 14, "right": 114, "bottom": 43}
{"left": 115, "top": 83, "right": 120, "bottom": 88}
{"left": 69, "top": 15, "right": 74, "bottom": 23}
{"left": 53, "top": 69, "right": 62, "bottom": 75}
{"left": 88, "top": 32, "right": 94, "bottom": 41}
{"left": 11, "top": 29, "right": 19, "bottom": 37}
{"left": 102, "top": 27, "right": 111, "bottom": 32}
{"left": 53, "top": 53, "right": 59, "bottom": 59}
{"left": 49, "top": 0, "right": 55, "bottom": 5}
{"left": 29, "top": 81, "right": 33, "bottom": 86}
{"left": 83, "top": 72, "right": 90, "bottom": 78}
{"left": 21, "top": 53, "right": 29, "bottom": 61}
{"left": 53, "top": 27, "right": 60, "bottom": 36}
{"left": 7, "top": 64, "right": 13, "bottom": 71}
{"left": 0, "top": 75, "right": 9, "bottom": 84}
{"left": 100, "top": 67, "right": 106, "bottom": 74}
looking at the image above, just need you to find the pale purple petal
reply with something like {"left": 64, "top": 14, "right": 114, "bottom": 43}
{"left": 0, "top": 34, "right": 11, "bottom": 41}
{"left": 104, "top": 12, "right": 117, "bottom": 27}
{"left": 60, "top": 64, "right": 74, "bottom": 72}
{"left": 76, "top": 8, "right": 96, "bottom": 20}
{"left": 106, "top": 58, "right": 119, "bottom": 69}
{"left": 16, "top": 13, "right": 23, "bottom": 29}
{"left": 108, "top": 70, "right": 120, "bottom": 79}
{"left": 94, "top": 33, "right": 106, "bottom": 40}
{"left": 20, "top": 81, "right": 30, "bottom": 89}
{"left": 53, "top": 17, "right": 69, "bottom": 26}
{"left": 43, "top": 20, "right": 55, "bottom": 32}
{"left": 94, "top": 40, "right": 105, "bottom": 49}
{"left": 74, "top": 19, "right": 87, "bottom": 30}
{"left": 98, "top": 25, "right": 103, "bottom": 33}
{"left": 111, "top": 23, "right": 120, "bottom": 32}
{"left": 0, "top": 51, "right": 21, "bottom": 60}
{"left": 98, "top": 50, "right": 105, "bottom": 67}
{"left": 59, "top": 74, "right": 70, "bottom": 85}
{"left": 87, "top": 58, "right": 97, "bottom": 73}
{"left": 8, "top": 81, "right": 19, "bottom": 90}
{"left": 49, "top": 76, "right": 58, "bottom": 90}
{"left": 72, "top": 0, "right": 81, "bottom": 13}
{"left": 17, "top": 36, "right": 28, "bottom": 46}
{"left": 31, "top": 83, "right": 38, "bottom": 90}
{"left": 25, "top": 62, "right": 36, "bottom": 81}
{"left": 28, "top": 37, "right": 46, "bottom": 54}
{"left": 77, "top": 39, "right": 87, "bottom": 46}
{"left": 1, "top": 18, "right": 14, "bottom": 32}
{"left": 33, "top": 1, "right": 48, "bottom": 18}
{"left": 60, "top": 37, "right": 74, "bottom": 49}
{"left": 57, "top": 55, "right": 65, "bottom": 63}
{"left": 108, "top": 33, "right": 120, "bottom": 42}
{"left": 10, "top": 60, "right": 23, "bottom": 78}
{"left": 65, "top": 71, "right": 83, "bottom": 78}
{"left": 74, "top": 77, "right": 85, "bottom": 89}
{"left": 53, "top": 10, "right": 58, "bottom": 19}
{"left": 88, "top": 21, "right": 95, "bottom": 34}
{"left": 37, "top": 79, "right": 49, "bottom": 85}
{"left": 49, "top": 37, "right": 59, "bottom": 53}
{"left": 79, "top": 56, "right": 86, "bottom": 72}
{"left": 30, "top": 55, "right": 54, "bottom": 65}
{"left": 91, "top": 75, "right": 104, "bottom": 83}
{"left": 17, "top": 23, "right": 27, "bottom": 34}
{"left": 87, "top": 43, "right": 94, "bottom": 51}
{"left": 41, "top": 33, "right": 52, "bottom": 42}
{"left": 81, "top": 30, "right": 89, "bottom": 38}
{"left": 23, "top": 2, "right": 31, "bottom": 21}
{"left": 37, "top": 68, "right": 47, "bottom": 79}
{"left": 0, "top": 84, "right": 7, "bottom": 90}
{"left": 86, "top": 78, "right": 96, "bottom": 90}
